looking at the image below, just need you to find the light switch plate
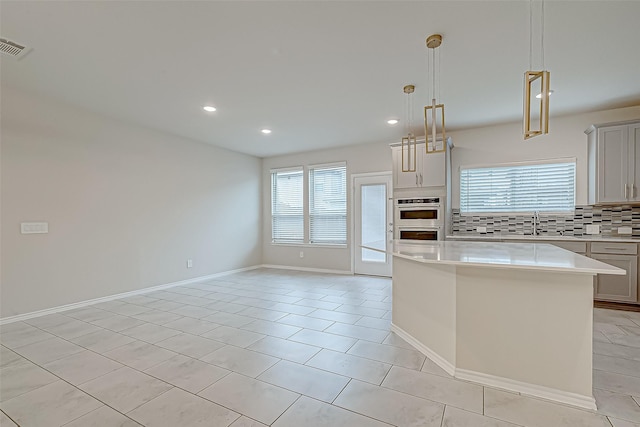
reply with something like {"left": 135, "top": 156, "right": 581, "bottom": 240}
{"left": 585, "top": 224, "right": 600, "bottom": 235}
{"left": 476, "top": 226, "right": 487, "bottom": 233}
{"left": 618, "top": 226, "right": 633, "bottom": 235}
{"left": 21, "top": 222, "right": 48, "bottom": 234}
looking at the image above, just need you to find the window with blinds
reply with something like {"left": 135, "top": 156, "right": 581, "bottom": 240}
{"left": 271, "top": 168, "right": 304, "bottom": 243}
{"left": 309, "top": 163, "right": 347, "bottom": 244}
{"left": 460, "top": 160, "right": 576, "bottom": 214}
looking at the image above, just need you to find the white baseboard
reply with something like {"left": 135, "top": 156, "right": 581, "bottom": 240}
{"left": 260, "top": 264, "right": 353, "bottom": 275}
{"left": 390, "top": 323, "right": 456, "bottom": 376}
{"left": 455, "top": 368, "right": 597, "bottom": 411}
{"left": 391, "top": 323, "right": 597, "bottom": 411}
{"left": 0, "top": 265, "right": 262, "bottom": 325}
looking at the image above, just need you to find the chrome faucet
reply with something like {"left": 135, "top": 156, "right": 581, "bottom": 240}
{"left": 533, "top": 211, "right": 540, "bottom": 236}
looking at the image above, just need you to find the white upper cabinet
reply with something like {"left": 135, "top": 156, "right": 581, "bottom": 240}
{"left": 391, "top": 142, "right": 446, "bottom": 189}
{"left": 587, "top": 120, "right": 640, "bottom": 204}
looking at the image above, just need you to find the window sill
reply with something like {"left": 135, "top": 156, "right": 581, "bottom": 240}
{"left": 271, "top": 242, "right": 348, "bottom": 249}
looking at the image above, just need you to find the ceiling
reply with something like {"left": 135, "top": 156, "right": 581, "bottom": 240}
{"left": 2, "top": 1, "right": 640, "bottom": 158}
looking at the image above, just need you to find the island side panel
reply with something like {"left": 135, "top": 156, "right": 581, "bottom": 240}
{"left": 455, "top": 266, "right": 594, "bottom": 400}
{"left": 392, "top": 256, "right": 457, "bottom": 370}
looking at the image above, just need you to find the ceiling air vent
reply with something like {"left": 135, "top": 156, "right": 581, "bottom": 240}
{"left": 0, "top": 38, "right": 28, "bottom": 59}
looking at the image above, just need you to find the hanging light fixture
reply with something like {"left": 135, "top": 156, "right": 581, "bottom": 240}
{"left": 401, "top": 84, "right": 417, "bottom": 173}
{"left": 424, "top": 34, "right": 446, "bottom": 154}
{"left": 524, "top": 0, "right": 550, "bottom": 140}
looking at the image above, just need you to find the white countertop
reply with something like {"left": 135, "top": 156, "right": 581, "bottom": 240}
{"left": 393, "top": 240, "right": 626, "bottom": 275}
{"left": 446, "top": 234, "right": 639, "bottom": 243}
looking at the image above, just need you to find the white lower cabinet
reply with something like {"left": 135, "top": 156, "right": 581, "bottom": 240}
{"left": 591, "top": 253, "right": 638, "bottom": 303}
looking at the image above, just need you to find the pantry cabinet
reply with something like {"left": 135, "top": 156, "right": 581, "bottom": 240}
{"left": 587, "top": 120, "right": 640, "bottom": 204}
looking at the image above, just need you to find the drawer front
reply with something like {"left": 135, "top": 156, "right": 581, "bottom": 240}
{"left": 550, "top": 241, "right": 587, "bottom": 254}
{"left": 591, "top": 242, "right": 638, "bottom": 255}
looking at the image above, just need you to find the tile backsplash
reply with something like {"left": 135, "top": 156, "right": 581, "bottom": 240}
{"left": 451, "top": 205, "right": 640, "bottom": 237}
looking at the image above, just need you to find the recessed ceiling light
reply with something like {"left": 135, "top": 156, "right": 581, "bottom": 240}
{"left": 261, "top": 129, "right": 272, "bottom": 134}
{"left": 387, "top": 119, "right": 399, "bottom": 125}
{"left": 203, "top": 105, "right": 216, "bottom": 112}
{"left": 535, "top": 90, "right": 554, "bottom": 99}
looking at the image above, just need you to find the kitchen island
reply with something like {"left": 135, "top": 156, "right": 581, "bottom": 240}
{"left": 392, "top": 240, "right": 624, "bottom": 410}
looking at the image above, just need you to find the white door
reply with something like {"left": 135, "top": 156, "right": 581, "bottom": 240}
{"left": 353, "top": 173, "right": 393, "bottom": 277}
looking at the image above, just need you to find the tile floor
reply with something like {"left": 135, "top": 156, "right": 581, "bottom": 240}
{"left": 1, "top": 268, "right": 640, "bottom": 426}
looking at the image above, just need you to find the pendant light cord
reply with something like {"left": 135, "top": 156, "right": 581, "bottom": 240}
{"left": 529, "top": 0, "right": 533, "bottom": 70}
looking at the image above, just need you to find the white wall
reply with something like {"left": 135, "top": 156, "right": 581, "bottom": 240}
{"left": 1, "top": 87, "right": 262, "bottom": 317}
{"left": 449, "top": 105, "right": 640, "bottom": 207}
{"left": 262, "top": 142, "right": 392, "bottom": 272}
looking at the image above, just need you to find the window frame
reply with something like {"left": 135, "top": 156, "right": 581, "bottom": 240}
{"left": 308, "top": 162, "right": 347, "bottom": 246}
{"left": 459, "top": 158, "right": 577, "bottom": 216}
{"left": 270, "top": 166, "right": 304, "bottom": 244}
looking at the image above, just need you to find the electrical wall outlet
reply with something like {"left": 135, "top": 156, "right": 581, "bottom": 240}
{"left": 586, "top": 224, "right": 600, "bottom": 235}
{"left": 618, "top": 226, "right": 633, "bottom": 235}
{"left": 21, "top": 222, "right": 48, "bottom": 234}
{"left": 476, "top": 226, "right": 487, "bottom": 233}
{"left": 187, "top": 259, "right": 193, "bottom": 268}
{"left": 299, "top": 251, "right": 304, "bottom": 258}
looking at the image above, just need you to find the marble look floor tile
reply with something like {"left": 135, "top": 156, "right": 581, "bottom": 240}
{"left": 347, "top": 340, "right": 425, "bottom": 370}
{"left": 205, "top": 343, "right": 274, "bottom": 371}
{"left": 42, "top": 318, "right": 104, "bottom": 340}
{"left": 204, "top": 301, "right": 249, "bottom": 314}
{"left": 0, "top": 380, "right": 101, "bottom": 427}
{"left": 161, "top": 317, "right": 220, "bottom": 335}
{"left": 360, "top": 300, "right": 392, "bottom": 311}
{"left": 605, "top": 333, "right": 640, "bottom": 349}
{"left": 382, "top": 366, "right": 483, "bottom": 414}
{"left": 0, "top": 322, "right": 33, "bottom": 335}
{"left": 294, "top": 299, "right": 341, "bottom": 310}
{"left": 269, "top": 302, "right": 315, "bottom": 315}
{"left": 0, "top": 411, "right": 18, "bottom": 426}
{"left": 258, "top": 360, "right": 349, "bottom": 402}
{"left": 334, "top": 305, "right": 387, "bottom": 318}
{"left": 170, "top": 305, "right": 217, "bottom": 319}
{"left": 0, "top": 325, "right": 55, "bottom": 349}
{"left": 13, "top": 336, "right": 84, "bottom": 364}
{"left": 289, "top": 329, "right": 357, "bottom": 352}
{"left": 594, "top": 331, "right": 612, "bottom": 343}
{"left": 64, "top": 405, "right": 142, "bottom": 426}
{"left": 324, "top": 323, "right": 388, "bottom": 343}
{"left": 145, "top": 354, "right": 229, "bottom": 393}
{"left": 129, "top": 387, "right": 239, "bottom": 427}
{"left": 64, "top": 307, "right": 114, "bottom": 323}
{"left": 106, "top": 303, "right": 154, "bottom": 317}
{"left": 306, "top": 309, "right": 362, "bottom": 324}
{"left": 277, "top": 314, "right": 334, "bottom": 331}
{"left": 594, "top": 388, "right": 640, "bottom": 423}
{"left": 248, "top": 336, "right": 321, "bottom": 364}
{"left": 0, "top": 361, "right": 58, "bottom": 402}
{"left": 120, "top": 295, "right": 161, "bottom": 306}
{"left": 24, "top": 313, "right": 74, "bottom": 329}
{"left": 305, "top": 348, "right": 391, "bottom": 385}
{"left": 240, "top": 319, "right": 302, "bottom": 339}
{"left": 70, "top": 328, "right": 136, "bottom": 353}
{"left": 144, "top": 299, "right": 187, "bottom": 312}
{"left": 229, "top": 415, "right": 268, "bottom": 427}
{"left": 43, "top": 350, "right": 122, "bottom": 385}
{"left": 421, "top": 356, "right": 452, "bottom": 378}
{"left": 595, "top": 354, "right": 640, "bottom": 378}
{"left": 620, "top": 325, "right": 640, "bottom": 336}
{"left": 272, "top": 395, "right": 388, "bottom": 427}
{"left": 202, "top": 312, "right": 256, "bottom": 328}
{"left": 155, "top": 332, "right": 225, "bottom": 358}
{"left": 323, "top": 296, "right": 366, "bottom": 306}
{"left": 120, "top": 323, "right": 182, "bottom": 344}
{"left": 131, "top": 310, "right": 183, "bottom": 325}
{"left": 382, "top": 331, "right": 417, "bottom": 350}
{"left": 594, "top": 322, "right": 627, "bottom": 335}
{"left": 104, "top": 340, "right": 177, "bottom": 370}
{"left": 0, "top": 346, "right": 28, "bottom": 369}
{"left": 441, "top": 406, "right": 519, "bottom": 427}
{"left": 354, "top": 316, "right": 391, "bottom": 331}
{"left": 595, "top": 370, "right": 640, "bottom": 396}
{"left": 198, "top": 372, "right": 299, "bottom": 425}
{"left": 594, "top": 341, "right": 640, "bottom": 362}
{"left": 484, "top": 388, "right": 611, "bottom": 427}
{"left": 92, "top": 300, "right": 129, "bottom": 312}
{"left": 237, "top": 306, "right": 288, "bottom": 322}
{"left": 334, "top": 379, "right": 444, "bottom": 427}
{"left": 201, "top": 326, "right": 265, "bottom": 348}
{"left": 609, "top": 418, "right": 640, "bottom": 427}
{"left": 79, "top": 366, "right": 173, "bottom": 413}
{"left": 90, "top": 314, "right": 147, "bottom": 332}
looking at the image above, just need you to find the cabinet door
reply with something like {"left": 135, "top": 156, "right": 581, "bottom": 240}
{"left": 592, "top": 253, "right": 638, "bottom": 303}
{"left": 597, "top": 126, "right": 628, "bottom": 203}
{"left": 392, "top": 146, "right": 419, "bottom": 189}
{"left": 420, "top": 151, "right": 446, "bottom": 187}
{"left": 630, "top": 124, "right": 640, "bottom": 201}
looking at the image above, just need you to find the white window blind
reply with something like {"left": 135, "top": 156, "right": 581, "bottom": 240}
{"left": 271, "top": 168, "right": 304, "bottom": 243}
{"left": 309, "top": 164, "right": 347, "bottom": 244}
{"left": 460, "top": 161, "right": 576, "bottom": 214}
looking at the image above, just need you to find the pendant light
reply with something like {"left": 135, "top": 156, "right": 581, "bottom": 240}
{"left": 424, "top": 34, "right": 446, "bottom": 154}
{"left": 524, "top": 0, "right": 550, "bottom": 140}
{"left": 401, "top": 84, "right": 417, "bottom": 173}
